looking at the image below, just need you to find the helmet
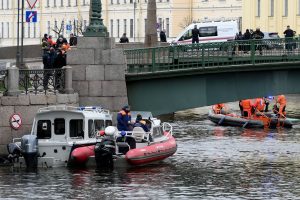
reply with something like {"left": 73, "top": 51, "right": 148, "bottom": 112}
{"left": 105, "top": 126, "right": 117, "bottom": 136}
{"left": 120, "top": 130, "right": 126, "bottom": 137}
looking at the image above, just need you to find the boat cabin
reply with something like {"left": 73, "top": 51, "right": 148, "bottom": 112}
{"left": 32, "top": 106, "right": 112, "bottom": 142}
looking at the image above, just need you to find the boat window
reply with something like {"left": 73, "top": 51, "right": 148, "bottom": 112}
{"left": 95, "top": 120, "right": 105, "bottom": 131}
{"left": 37, "top": 120, "right": 51, "bottom": 139}
{"left": 153, "top": 126, "right": 163, "bottom": 137}
{"left": 179, "top": 29, "right": 192, "bottom": 41}
{"left": 105, "top": 120, "right": 112, "bottom": 127}
{"left": 54, "top": 118, "right": 65, "bottom": 135}
{"left": 70, "top": 119, "right": 84, "bottom": 138}
{"left": 88, "top": 119, "right": 95, "bottom": 138}
{"left": 199, "top": 26, "right": 218, "bottom": 37}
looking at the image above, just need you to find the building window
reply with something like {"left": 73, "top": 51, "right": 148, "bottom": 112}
{"left": 47, "top": 21, "right": 50, "bottom": 35}
{"left": 61, "top": 0, "right": 64, "bottom": 7}
{"left": 110, "top": 19, "right": 114, "bottom": 37}
{"left": 27, "top": 23, "right": 31, "bottom": 38}
{"left": 54, "top": 20, "right": 58, "bottom": 37}
{"left": 270, "top": 0, "right": 274, "bottom": 16}
{"left": 283, "top": 0, "right": 288, "bottom": 16}
{"left": 7, "top": 22, "right": 9, "bottom": 38}
{"left": 144, "top": 18, "right": 147, "bottom": 33}
{"left": 6, "top": 0, "right": 9, "bottom": 9}
{"left": 130, "top": 19, "right": 133, "bottom": 38}
{"left": 83, "top": 20, "right": 87, "bottom": 31}
{"left": 298, "top": 0, "right": 300, "bottom": 15}
{"left": 166, "top": 18, "right": 169, "bottom": 37}
{"left": 123, "top": 19, "right": 127, "bottom": 35}
{"left": 68, "top": 0, "right": 71, "bottom": 6}
{"left": 117, "top": 19, "right": 120, "bottom": 38}
{"left": 74, "top": 0, "right": 78, "bottom": 6}
{"left": 256, "top": 0, "right": 260, "bottom": 17}
{"left": 46, "top": 0, "right": 50, "bottom": 7}
{"left": 111, "top": 0, "right": 113, "bottom": 4}
{"left": 117, "top": 0, "right": 120, "bottom": 4}
{"left": 53, "top": 0, "right": 56, "bottom": 7}
{"left": 33, "top": 23, "right": 36, "bottom": 38}
{"left": 158, "top": 18, "right": 162, "bottom": 31}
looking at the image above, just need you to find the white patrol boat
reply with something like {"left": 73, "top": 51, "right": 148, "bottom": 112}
{"left": 7, "top": 105, "right": 112, "bottom": 168}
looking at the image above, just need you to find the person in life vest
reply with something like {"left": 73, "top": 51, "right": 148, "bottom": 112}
{"left": 275, "top": 95, "right": 287, "bottom": 117}
{"left": 240, "top": 99, "right": 253, "bottom": 118}
{"left": 253, "top": 97, "right": 269, "bottom": 113}
{"left": 117, "top": 105, "right": 132, "bottom": 131}
{"left": 212, "top": 103, "right": 225, "bottom": 114}
{"left": 133, "top": 114, "right": 149, "bottom": 132}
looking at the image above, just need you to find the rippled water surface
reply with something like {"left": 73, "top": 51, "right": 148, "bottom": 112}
{"left": 1, "top": 95, "right": 300, "bottom": 199}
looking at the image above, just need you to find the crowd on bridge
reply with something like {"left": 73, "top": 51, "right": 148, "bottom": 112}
{"left": 41, "top": 33, "right": 77, "bottom": 90}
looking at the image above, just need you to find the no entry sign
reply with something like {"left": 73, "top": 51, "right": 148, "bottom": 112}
{"left": 9, "top": 113, "right": 22, "bottom": 130}
{"left": 26, "top": 0, "right": 38, "bottom": 9}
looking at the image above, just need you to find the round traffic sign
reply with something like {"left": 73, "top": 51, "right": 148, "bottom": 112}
{"left": 9, "top": 113, "right": 22, "bottom": 130}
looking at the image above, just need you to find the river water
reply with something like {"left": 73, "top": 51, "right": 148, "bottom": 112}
{"left": 0, "top": 95, "right": 300, "bottom": 199}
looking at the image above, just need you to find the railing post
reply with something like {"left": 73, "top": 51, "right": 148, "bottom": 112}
{"left": 6, "top": 66, "right": 20, "bottom": 96}
{"left": 250, "top": 40, "right": 255, "bottom": 65}
{"left": 151, "top": 48, "right": 156, "bottom": 72}
{"left": 63, "top": 66, "right": 74, "bottom": 94}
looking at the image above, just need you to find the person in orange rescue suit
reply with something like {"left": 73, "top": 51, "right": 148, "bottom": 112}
{"left": 253, "top": 97, "right": 269, "bottom": 113}
{"left": 212, "top": 103, "right": 225, "bottom": 114}
{"left": 240, "top": 99, "right": 253, "bottom": 117}
{"left": 276, "top": 95, "right": 287, "bottom": 117}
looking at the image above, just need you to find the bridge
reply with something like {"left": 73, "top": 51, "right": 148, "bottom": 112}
{"left": 124, "top": 38, "right": 300, "bottom": 115}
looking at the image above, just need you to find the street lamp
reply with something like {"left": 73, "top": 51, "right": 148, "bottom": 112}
{"left": 16, "top": 0, "right": 24, "bottom": 68}
{"left": 16, "top": 0, "right": 20, "bottom": 68}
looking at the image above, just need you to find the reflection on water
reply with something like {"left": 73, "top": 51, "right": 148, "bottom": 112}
{"left": 0, "top": 95, "right": 300, "bottom": 199}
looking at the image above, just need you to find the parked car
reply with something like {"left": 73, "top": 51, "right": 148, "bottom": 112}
{"left": 261, "top": 32, "right": 283, "bottom": 49}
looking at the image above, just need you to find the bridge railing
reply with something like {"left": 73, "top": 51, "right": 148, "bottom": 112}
{"left": 19, "top": 69, "right": 65, "bottom": 94}
{"left": 124, "top": 37, "right": 300, "bottom": 74}
{"left": 0, "top": 68, "right": 72, "bottom": 95}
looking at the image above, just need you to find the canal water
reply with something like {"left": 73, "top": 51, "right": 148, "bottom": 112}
{"left": 0, "top": 95, "right": 300, "bottom": 199}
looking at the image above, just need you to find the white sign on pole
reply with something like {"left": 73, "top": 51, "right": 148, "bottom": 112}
{"left": 26, "top": 0, "right": 38, "bottom": 9}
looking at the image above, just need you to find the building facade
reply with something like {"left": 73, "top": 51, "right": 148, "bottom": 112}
{"left": 243, "top": 0, "right": 300, "bottom": 36}
{"left": 0, "top": 0, "right": 242, "bottom": 47}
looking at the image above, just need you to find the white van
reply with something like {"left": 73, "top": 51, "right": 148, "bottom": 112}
{"left": 173, "top": 20, "right": 239, "bottom": 44}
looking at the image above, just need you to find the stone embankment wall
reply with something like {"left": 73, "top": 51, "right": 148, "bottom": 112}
{"left": 0, "top": 93, "right": 79, "bottom": 155}
{"left": 68, "top": 37, "right": 128, "bottom": 112}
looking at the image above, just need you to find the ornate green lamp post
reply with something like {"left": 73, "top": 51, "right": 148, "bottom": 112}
{"left": 83, "top": 0, "right": 108, "bottom": 37}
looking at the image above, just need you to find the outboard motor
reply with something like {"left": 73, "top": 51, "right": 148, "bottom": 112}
{"left": 94, "top": 126, "right": 116, "bottom": 169}
{"left": 7, "top": 143, "right": 22, "bottom": 163}
{"left": 21, "top": 135, "right": 38, "bottom": 169}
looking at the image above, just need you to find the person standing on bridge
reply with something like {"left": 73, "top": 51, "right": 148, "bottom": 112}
{"left": 192, "top": 25, "right": 200, "bottom": 44}
{"left": 252, "top": 28, "right": 264, "bottom": 55}
{"left": 283, "top": 25, "right": 295, "bottom": 52}
{"left": 120, "top": 33, "right": 129, "bottom": 43}
{"left": 43, "top": 47, "right": 56, "bottom": 90}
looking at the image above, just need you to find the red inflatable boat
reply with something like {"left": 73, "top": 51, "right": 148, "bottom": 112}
{"left": 125, "top": 132, "right": 177, "bottom": 165}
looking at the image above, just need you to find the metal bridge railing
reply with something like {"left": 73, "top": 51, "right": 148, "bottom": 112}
{"left": 19, "top": 68, "right": 65, "bottom": 94}
{"left": 124, "top": 38, "right": 300, "bottom": 74}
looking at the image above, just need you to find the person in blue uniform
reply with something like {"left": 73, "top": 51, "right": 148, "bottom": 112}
{"left": 133, "top": 114, "right": 149, "bottom": 132}
{"left": 117, "top": 105, "right": 132, "bottom": 131}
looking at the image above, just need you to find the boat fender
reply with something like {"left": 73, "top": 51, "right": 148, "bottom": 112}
{"left": 218, "top": 116, "right": 226, "bottom": 125}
